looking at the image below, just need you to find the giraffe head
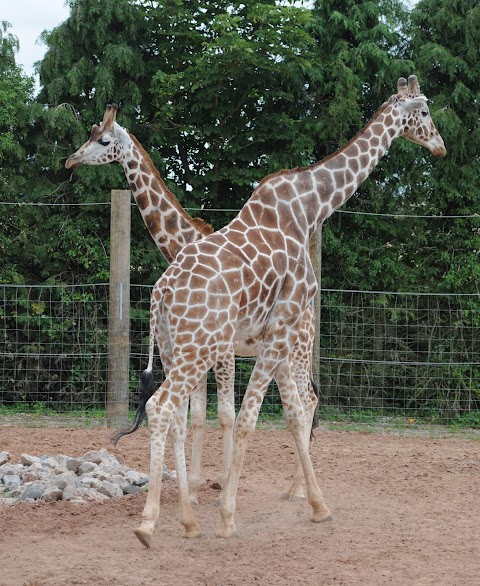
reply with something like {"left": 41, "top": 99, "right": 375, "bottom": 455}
{"left": 391, "top": 75, "right": 446, "bottom": 158}
{"left": 65, "top": 104, "right": 130, "bottom": 169}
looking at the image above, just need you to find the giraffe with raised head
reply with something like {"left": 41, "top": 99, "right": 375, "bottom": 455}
{"left": 65, "top": 107, "right": 317, "bottom": 504}
{"left": 131, "top": 75, "right": 445, "bottom": 547}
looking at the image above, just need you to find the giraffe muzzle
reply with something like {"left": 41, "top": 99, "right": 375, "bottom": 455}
{"left": 431, "top": 144, "right": 447, "bottom": 158}
{"left": 65, "top": 156, "right": 81, "bottom": 169}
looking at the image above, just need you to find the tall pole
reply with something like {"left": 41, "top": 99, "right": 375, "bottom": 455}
{"left": 309, "top": 226, "right": 322, "bottom": 422}
{"left": 107, "top": 190, "right": 131, "bottom": 428}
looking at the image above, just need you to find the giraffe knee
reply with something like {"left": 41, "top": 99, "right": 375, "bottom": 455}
{"left": 235, "top": 412, "right": 257, "bottom": 438}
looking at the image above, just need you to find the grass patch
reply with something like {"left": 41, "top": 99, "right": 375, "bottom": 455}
{"left": 2, "top": 402, "right": 479, "bottom": 435}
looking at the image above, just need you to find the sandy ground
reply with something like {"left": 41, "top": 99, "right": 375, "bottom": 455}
{"left": 0, "top": 424, "right": 478, "bottom": 586}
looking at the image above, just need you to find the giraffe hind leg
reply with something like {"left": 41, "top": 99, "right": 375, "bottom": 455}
{"left": 135, "top": 379, "right": 201, "bottom": 546}
{"left": 281, "top": 378, "right": 318, "bottom": 501}
{"left": 275, "top": 362, "right": 333, "bottom": 524}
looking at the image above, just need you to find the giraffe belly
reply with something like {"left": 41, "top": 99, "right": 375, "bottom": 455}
{"left": 234, "top": 337, "right": 262, "bottom": 358}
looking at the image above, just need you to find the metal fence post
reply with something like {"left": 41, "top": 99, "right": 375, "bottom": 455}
{"left": 107, "top": 189, "right": 131, "bottom": 428}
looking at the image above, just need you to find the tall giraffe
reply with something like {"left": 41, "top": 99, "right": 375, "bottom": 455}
{"left": 65, "top": 108, "right": 317, "bottom": 503}
{"left": 131, "top": 75, "right": 445, "bottom": 547}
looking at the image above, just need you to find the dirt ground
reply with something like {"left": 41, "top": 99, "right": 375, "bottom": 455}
{"left": 0, "top": 424, "right": 478, "bottom": 586}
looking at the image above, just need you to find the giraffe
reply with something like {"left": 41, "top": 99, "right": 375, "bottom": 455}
{"left": 65, "top": 107, "right": 317, "bottom": 503}
{"left": 130, "top": 75, "right": 445, "bottom": 547}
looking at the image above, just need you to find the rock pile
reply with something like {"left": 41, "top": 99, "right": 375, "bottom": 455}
{"left": 0, "top": 449, "right": 175, "bottom": 505}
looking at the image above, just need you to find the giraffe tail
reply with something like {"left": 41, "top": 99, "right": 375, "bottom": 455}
{"left": 110, "top": 278, "right": 168, "bottom": 445}
{"left": 110, "top": 369, "right": 156, "bottom": 445}
{"left": 310, "top": 377, "right": 319, "bottom": 440}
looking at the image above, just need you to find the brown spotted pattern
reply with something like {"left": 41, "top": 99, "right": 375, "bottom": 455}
{"left": 65, "top": 106, "right": 318, "bottom": 506}
{"left": 134, "top": 76, "right": 446, "bottom": 545}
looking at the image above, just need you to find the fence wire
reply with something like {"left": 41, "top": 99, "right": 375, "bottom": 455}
{"left": 319, "top": 289, "right": 480, "bottom": 423}
{"left": 1, "top": 283, "right": 479, "bottom": 425}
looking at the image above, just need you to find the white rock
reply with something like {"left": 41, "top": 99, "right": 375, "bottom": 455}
{"left": 52, "top": 472, "right": 77, "bottom": 490}
{"left": 42, "top": 487, "right": 63, "bottom": 502}
{"left": 41, "top": 457, "right": 60, "bottom": 469}
{"left": 20, "top": 481, "right": 46, "bottom": 501}
{"left": 81, "top": 450, "right": 104, "bottom": 465}
{"left": 0, "top": 452, "right": 10, "bottom": 466}
{"left": 21, "top": 470, "right": 42, "bottom": 483}
{"left": 78, "top": 476, "right": 102, "bottom": 491}
{"left": 20, "top": 454, "right": 40, "bottom": 466}
{"left": 62, "top": 485, "right": 88, "bottom": 501}
{"left": 111, "top": 474, "right": 129, "bottom": 489}
{"left": 3, "top": 474, "right": 21, "bottom": 488}
{"left": 54, "top": 454, "right": 71, "bottom": 466}
{"left": 98, "top": 480, "right": 123, "bottom": 498}
{"left": 91, "top": 469, "right": 113, "bottom": 482}
{"left": 78, "top": 461, "right": 97, "bottom": 475}
{"left": 66, "top": 458, "right": 82, "bottom": 473}
{"left": 123, "top": 469, "right": 149, "bottom": 486}
{"left": 0, "top": 463, "right": 24, "bottom": 479}
{"left": 84, "top": 488, "right": 109, "bottom": 502}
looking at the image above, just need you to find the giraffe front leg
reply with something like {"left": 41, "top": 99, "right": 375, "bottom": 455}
{"left": 170, "top": 397, "right": 202, "bottom": 538}
{"left": 213, "top": 354, "right": 236, "bottom": 507}
{"left": 188, "top": 376, "right": 207, "bottom": 506}
{"left": 215, "top": 420, "right": 250, "bottom": 538}
{"left": 216, "top": 368, "right": 271, "bottom": 538}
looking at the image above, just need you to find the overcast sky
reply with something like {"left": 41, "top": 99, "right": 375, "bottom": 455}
{"left": 3, "top": 0, "right": 70, "bottom": 77}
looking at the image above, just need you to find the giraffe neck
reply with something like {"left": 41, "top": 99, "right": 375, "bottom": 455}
{"left": 247, "top": 100, "right": 402, "bottom": 244}
{"left": 122, "top": 134, "right": 212, "bottom": 263}
{"left": 306, "top": 100, "right": 401, "bottom": 234}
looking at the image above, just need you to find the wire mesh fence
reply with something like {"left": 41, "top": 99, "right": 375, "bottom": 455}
{"left": 1, "top": 282, "right": 479, "bottom": 426}
{"left": 319, "top": 289, "right": 480, "bottom": 424}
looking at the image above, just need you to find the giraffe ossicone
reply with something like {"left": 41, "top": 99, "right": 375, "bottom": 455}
{"left": 130, "top": 75, "right": 445, "bottom": 546}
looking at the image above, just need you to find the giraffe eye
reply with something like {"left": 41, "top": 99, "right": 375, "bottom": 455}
{"left": 421, "top": 111, "right": 428, "bottom": 117}
{"left": 98, "top": 139, "right": 110, "bottom": 147}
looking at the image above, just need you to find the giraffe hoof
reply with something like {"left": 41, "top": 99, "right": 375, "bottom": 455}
{"left": 216, "top": 527, "right": 240, "bottom": 539}
{"left": 213, "top": 495, "right": 222, "bottom": 508}
{"left": 183, "top": 525, "right": 203, "bottom": 539}
{"left": 311, "top": 511, "right": 334, "bottom": 524}
{"left": 280, "top": 492, "right": 305, "bottom": 502}
{"left": 134, "top": 527, "right": 153, "bottom": 549}
{"left": 216, "top": 523, "right": 240, "bottom": 539}
{"left": 190, "top": 496, "right": 199, "bottom": 507}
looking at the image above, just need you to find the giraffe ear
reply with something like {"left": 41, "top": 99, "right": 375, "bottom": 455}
{"left": 401, "top": 97, "right": 428, "bottom": 113}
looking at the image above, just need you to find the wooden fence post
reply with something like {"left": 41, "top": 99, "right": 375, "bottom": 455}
{"left": 107, "top": 189, "right": 131, "bottom": 428}
{"left": 309, "top": 226, "right": 322, "bottom": 421}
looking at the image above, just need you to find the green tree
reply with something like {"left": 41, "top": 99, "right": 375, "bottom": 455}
{"left": 0, "top": 22, "right": 36, "bottom": 195}
{"left": 410, "top": 0, "right": 480, "bottom": 292}
{"left": 308, "top": 0, "right": 417, "bottom": 291}
{"left": 143, "top": 0, "right": 319, "bottom": 216}
{"left": 0, "top": 22, "right": 45, "bottom": 283}
{"left": 10, "top": 0, "right": 158, "bottom": 285}
{"left": 18, "top": 0, "right": 320, "bottom": 285}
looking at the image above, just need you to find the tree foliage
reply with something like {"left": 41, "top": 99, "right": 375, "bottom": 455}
{"left": 409, "top": 0, "right": 480, "bottom": 292}
{"left": 0, "top": 22, "right": 36, "bottom": 193}
{"left": 1, "top": 0, "right": 480, "bottom": 417}
{"left": 143, "top": 0, "right": 318, "bottom": 213}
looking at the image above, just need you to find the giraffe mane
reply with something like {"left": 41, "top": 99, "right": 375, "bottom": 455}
{"left": 128, "top": 132, "right": 214, "bottom": 236}
{"left": 255, "top": 98, "right": 395, "bottom": 190}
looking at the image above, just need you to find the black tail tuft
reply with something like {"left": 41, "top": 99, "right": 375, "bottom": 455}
{"left": 110, "top": 370, "right": 156, "bottom": 445}
{"left": 310, "top": 377, "right": 320, "bottom": 440}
